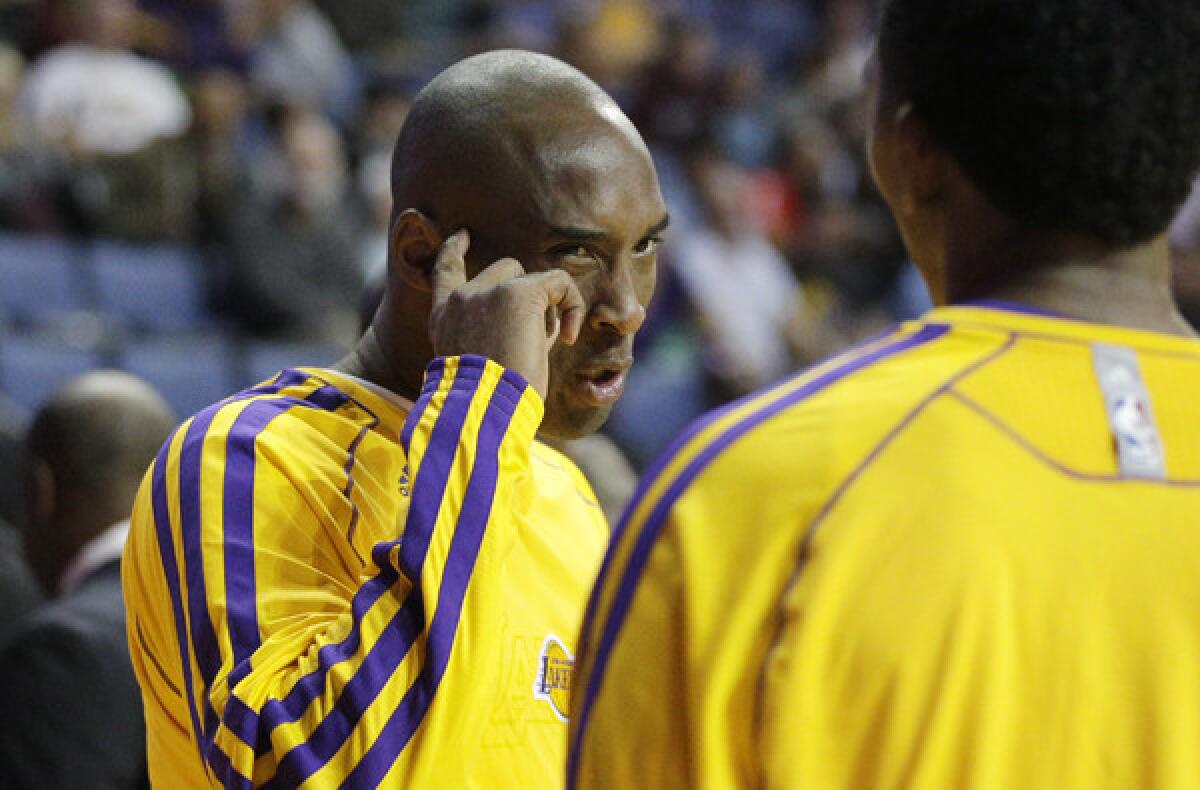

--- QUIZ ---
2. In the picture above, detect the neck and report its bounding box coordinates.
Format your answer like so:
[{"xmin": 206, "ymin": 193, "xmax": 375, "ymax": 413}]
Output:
[
  {"xmin": 989, "ymin": 239, "xmax": 1195, "ymax": 337},
  {"xmin": 946, "ymin": 225, "xmax": 1196, "ymax": 337},
  {"xmin": 47, "ymin": 502, "xmax": 127, "ymax": 591},
  {"xmin": 334, "ymin": 324, "xmax": 428, "ymax": 404}
]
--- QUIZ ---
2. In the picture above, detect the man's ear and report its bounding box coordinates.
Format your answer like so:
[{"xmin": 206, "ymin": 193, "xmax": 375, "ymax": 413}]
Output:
[
  {"xmin": 892, "ymin": 103, "xmax": 949, "ymax": 211},
  {"xmin": 389, "ymin": 208, "xmax": 443, "ymax": 292}
]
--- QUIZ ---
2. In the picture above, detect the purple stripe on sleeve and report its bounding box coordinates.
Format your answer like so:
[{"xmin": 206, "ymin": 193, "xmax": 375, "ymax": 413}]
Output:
[
  {"xmin": 204, "ymin": 739, "xmax": 254, "ymax": 790},
  {"xmin": 221, "ymin": 388, "xmax": 352, "ymax": 683},
  {"xmin": 341, "ymin": 378, "xmax": 521, "ymax": 788},
  {"xmin": 169, "ymin": 385, "xmax": 349, "ymax": 762},
  {"xmin": 396, "ymin": 358, "xmax": 487, "ymax": 580},
  {"xmin": 400, "ymin": 358, "xmax": 446, "ymax": 455},
  {"xmin": 176, "ymin": 405, "xmax": 232, "ymax": 741},
  {"xmin": 223, "ymin": 559, "xmax": 403, "ymax": 753},
  {"xmin": 148, "ymin": 427, "xmax": 209, "ymax": 770},
  {"xmin": 246, "ymin": 360, "xmax": 488, "ymax": 785},
  {"xmin": 566, "ymin": 323, "xmax": 949, "ymax": 788}
]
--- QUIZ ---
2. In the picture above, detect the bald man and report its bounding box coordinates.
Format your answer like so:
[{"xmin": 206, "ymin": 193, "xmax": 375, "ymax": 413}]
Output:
[
  {"xmin": 123, "ymin": 51, "xmax": 667, "ymax": 787},
  {"xmin": 0, "ymin": 372, "xmax": 175, "ymax": 789}
]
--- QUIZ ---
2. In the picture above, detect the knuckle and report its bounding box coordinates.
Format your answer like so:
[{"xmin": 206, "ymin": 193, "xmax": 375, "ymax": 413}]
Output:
[{"xmin": 499, "ymin": 257, "xmax": 526, "ymax": 275}]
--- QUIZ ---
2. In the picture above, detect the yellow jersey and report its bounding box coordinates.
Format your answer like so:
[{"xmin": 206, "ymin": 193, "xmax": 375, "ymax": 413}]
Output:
[
  {"xmin": 123, "ymin": 355, "xmax": 607, "ymax": 788},
  {"xmin": 570, "ymin": 303, "xmax": 1200, "ymax": 790}
]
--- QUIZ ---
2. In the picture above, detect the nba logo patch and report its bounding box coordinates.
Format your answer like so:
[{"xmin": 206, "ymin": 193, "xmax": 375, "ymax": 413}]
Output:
[
  {"xmin": 532, "ymin": 635, "xmax": 574, "ymax": 722},
  {"xmin": 1092, "ymin": 343, "xmax": 1165, "ymax": 479},
  {"xmin": 1110, "ymin": 394, "xmax": 1162, "ymax": 470}
]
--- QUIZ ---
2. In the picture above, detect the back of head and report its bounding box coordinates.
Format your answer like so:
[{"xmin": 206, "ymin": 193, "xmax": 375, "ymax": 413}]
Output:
[
  {"xmin": 24, "ymin": 371, "xmax": 176, "ymax": 591},
  {"xmin": 27, "ymin": 370, "xmax": 175, "ymax": 506},
  {"xmin": 877, "ymin": 0, "xmax": 1200, "ymax": 245}
]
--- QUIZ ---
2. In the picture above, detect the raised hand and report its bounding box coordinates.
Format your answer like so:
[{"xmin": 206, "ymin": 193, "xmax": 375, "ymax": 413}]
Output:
[{"xmin": 428, "ymin": 229, "xmax": 586, "ymax": 399}]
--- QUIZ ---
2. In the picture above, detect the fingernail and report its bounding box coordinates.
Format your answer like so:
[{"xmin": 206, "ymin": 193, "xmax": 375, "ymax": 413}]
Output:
[{"xmin": 451, "ymin": 228, "xmax": 469, "ymax": 245}]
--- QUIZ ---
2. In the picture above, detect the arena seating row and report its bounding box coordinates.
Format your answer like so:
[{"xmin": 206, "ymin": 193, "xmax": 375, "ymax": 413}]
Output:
[
  {"xmin": 0, "ymin": 232, "xmax": 345, "ymax": 419},
  {"xmin": 0, "ymin": 331, "xmax": 344, "ymax": 419},
  {"xmin": 0, "ymin": 233, "xmax": 211, "ymax": 333}
]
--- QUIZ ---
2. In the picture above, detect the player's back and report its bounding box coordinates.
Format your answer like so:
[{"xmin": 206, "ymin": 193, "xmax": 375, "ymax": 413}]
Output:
[{"xmin": 571, "ymin": 303, "xmax": 1200, "ymax": 789}]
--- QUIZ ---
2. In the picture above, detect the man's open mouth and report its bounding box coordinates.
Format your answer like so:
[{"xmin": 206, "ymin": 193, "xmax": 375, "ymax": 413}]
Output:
[{"xmin": 572, "ymin": 360, "xmax": 632, "ymax": 406}]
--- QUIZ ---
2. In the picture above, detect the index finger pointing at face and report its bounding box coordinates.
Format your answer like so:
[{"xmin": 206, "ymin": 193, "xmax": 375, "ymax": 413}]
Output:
[{"xmin": 432, "ymin": 229, "xmax": 470, "ymax": 309}]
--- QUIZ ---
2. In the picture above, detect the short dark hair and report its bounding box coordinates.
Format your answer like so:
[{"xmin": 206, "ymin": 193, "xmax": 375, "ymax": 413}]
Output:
[{"xmin": 878, "ymin": 0, "xmax": 1200, "ymax": 245}]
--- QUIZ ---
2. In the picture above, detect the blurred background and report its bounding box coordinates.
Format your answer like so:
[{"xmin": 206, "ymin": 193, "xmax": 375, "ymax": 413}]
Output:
[{"xmin": 0, "ymin": 0, "xmax": 1198, "ymax": 478}]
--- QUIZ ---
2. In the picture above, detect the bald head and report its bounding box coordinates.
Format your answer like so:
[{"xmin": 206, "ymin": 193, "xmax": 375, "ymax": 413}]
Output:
[
  {"xmin": 28, "ymin": 371, "xmax": 175, "ymax": 502},
  {"xmin": 391, "ymin": 50, "xmax": 652, "ymax": 245},
  {"xmin": 23, "ymin": 371, "xmax": 176, "ymax": 593},
  {"xmin": 376, "ymin": 49, "xmax": 667, "ymax": 440}
]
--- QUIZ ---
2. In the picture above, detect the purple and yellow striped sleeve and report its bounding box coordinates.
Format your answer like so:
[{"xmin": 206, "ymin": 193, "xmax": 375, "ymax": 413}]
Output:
[{"xmin": 125, "ymin": 356, "xmax": 542, "ymax": 788}]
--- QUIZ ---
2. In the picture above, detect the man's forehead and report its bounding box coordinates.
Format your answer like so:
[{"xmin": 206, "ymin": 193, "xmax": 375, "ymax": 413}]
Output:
[{"xmin": 516, "ymin": 125, "xmax": 663, "ymax": 231}]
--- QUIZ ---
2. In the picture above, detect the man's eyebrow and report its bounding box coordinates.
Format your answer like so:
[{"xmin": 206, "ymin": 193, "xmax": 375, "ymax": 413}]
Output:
[
  {"xmin": 548, "ymin": 226, "xmax": 610, "ymax": 242},
  {"xmin": 547, "ymin": 214, "xmax": 671, "ymax": 243}
]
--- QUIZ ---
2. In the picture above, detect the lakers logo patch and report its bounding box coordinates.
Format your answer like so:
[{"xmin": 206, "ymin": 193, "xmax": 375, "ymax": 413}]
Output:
[{"xmin": 532, "ymin": 635, "xmax": 574, "ymax": 722}]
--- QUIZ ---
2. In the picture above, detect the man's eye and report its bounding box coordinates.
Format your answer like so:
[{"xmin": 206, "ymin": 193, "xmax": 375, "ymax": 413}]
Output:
[
  {"xmin": 633, "ymin": 237, "xmax": 661, "ymax": 256},
  {"xmin": 564, "ymin": 245, "xmax": 592, "ymax": 259}
]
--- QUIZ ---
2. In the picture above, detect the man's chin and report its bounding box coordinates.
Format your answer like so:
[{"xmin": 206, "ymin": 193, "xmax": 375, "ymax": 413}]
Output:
[{"xmin": 538, "ymin": 401, "xmax": 614, "ymax": 441}]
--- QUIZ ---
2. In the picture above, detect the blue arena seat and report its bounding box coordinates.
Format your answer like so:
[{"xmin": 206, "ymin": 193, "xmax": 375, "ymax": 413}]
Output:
[
  {"xmin": 0, "ymin": 334, "xmax": 103, "ymax": 411},
  {"xmin": 92, "ymin": 241, "xmax": 209, "ymax": 332},
  {"xmin": 0, "ymin": 233, "xmax": 87, "ymax": 324},
  {"xmin": 120, "ymin": 335, "xmax": 238, "ymax": 419},
  {"xmin": 241, "ymin": 340, "xmax": 346, "ymax": 389}
]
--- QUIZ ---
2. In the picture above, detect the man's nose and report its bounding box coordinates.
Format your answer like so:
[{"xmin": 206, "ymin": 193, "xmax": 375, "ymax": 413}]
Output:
[{"xmin": 587, "ymin": 268, "xmax": 647, "ymax": 336}]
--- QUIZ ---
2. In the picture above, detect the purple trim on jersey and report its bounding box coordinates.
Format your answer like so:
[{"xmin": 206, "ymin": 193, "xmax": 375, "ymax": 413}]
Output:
[
  {"xmin": 206, "ymin": 740, "xmax": 253, "ymax": 790},
  {"xmin": 177, "ymin": 404, "xmax": 231, "ymax": 741},
  {"xmin": 400, "ymin": 358, "xmax": 446, "ymax": 455},
  {"xmin": 567, "ymin": 323, "xmax": 950, "ymax": 788},
  {"xmin": 806, "ymin": 336, "xmax": 1017, "ymax": 539},
  {"xmin": 219, "ymin": 368, "xmax": 463, "ymax": 752},
  {"xmin": 149, "ymin": 426, "xmax": 209, "ymax": 771},
  {"xmin": 949, "ymin": 389, "xmax": 1200, "ymax": 486},
  {"xmin": 572, "ymin": 326, "xmax": 910, "ymax": 681},
  {"xmin": 167, "ymin": 383, "xmax": 349, "ymax": 771},
  {"xmin": 341, "ymin": 420, "xmax": 378, "ymax": 567},
  {"xmin": 960, "ymin": 299, "xmax": 1067, "ymax": 318},
  {"xmin": 625, "ymin": 326, "xmax": 906, "ymax": 519},
  {"xmin": 236, "ymin": 368, "xmax": 312, "ymax": 400},
  {"xmin": 248, "ymin": 359, "xmax": 502, "ymax": 786},
  {"xmin": 221, "ymin": 388, "xmax": 352, "ymax": 687},
  {"xmin": 221, "ymin": 557, "xmax": 404, "ymax": 755},
  {"xmin": 343, "ymin": 373, "xmax": 522, "ymax": 787},
  {"xmin": 568, "ymin": 325, "xmax": 907, "ymax": 735}
]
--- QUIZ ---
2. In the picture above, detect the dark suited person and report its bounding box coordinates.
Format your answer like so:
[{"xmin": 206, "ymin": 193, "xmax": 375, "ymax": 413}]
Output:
[
  {"xmin": 0, "ymin": 395, "xmax": 41, "ymax": 649},
  {"xmin": 0, "ymin": 372, "xmax": 175, "ymax": 789}
]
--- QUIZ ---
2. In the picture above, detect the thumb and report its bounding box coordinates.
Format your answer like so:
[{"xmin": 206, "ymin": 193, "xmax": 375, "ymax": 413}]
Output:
[{"xmin": 431, "ymin": 229, "xmax": 470, "ymax": 311}]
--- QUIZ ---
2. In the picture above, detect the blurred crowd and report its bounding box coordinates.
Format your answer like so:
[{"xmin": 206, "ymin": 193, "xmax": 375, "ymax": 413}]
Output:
[
  {"xmin": 0, "ymin": 0, "xmax": 930, "ymax": 467},
  {"xmin": 2, "ymin": 0, "xmax": 1199, "ymax": 467}
]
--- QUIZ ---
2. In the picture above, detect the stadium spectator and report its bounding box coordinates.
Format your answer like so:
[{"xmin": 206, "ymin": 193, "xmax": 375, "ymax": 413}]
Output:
[
  {"xmin": 0, "ymin": 371, "xmax": 175, "ymax": 789},
  {"xmin": 244, "ymin": 0, "xmax": 359, "ymax": 124},
  {"xmin": 0, "ymin": 521, "xmax": 40, "ymax": 651},
  {"xmin": 0, "ymin": 394, "xmax": 40, "ymax": 651},
  {"xmin": 629, "ymin": 17, "xmax": 716, "ymax": 151},
  {"xmin": 218, "ymin": 106, "xmax": 363, "ymax": 342},
  {"xmin": 673, "ymin": 140, "xmax": 809, "ymax": 397},
  {"xmin": 16, "ymin": 0, "xmax": 195, "ymax": 239}
]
